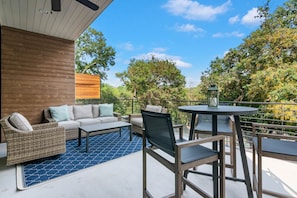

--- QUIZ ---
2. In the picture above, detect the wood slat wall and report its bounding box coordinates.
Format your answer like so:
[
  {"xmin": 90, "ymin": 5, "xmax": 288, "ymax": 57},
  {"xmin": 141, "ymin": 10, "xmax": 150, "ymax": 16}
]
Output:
[
  {"xmin": 75, "ymin": 73, "xmax": 100, "ymax": 99},
  {"xmin": 1, "ymin": 26, "xmax": 75, "ymax": 133}
]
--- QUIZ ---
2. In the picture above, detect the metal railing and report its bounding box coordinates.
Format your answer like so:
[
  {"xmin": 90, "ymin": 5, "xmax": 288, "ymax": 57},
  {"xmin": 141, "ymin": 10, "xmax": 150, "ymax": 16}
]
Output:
[{"xmin": 112, "ymin": 99, "xmax": 297, "ymax": 148}]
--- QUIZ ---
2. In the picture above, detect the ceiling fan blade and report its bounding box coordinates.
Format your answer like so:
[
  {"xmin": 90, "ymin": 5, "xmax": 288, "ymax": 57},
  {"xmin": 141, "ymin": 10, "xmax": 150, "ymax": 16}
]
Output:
[
  {"xmin": 51, "ymin": 0, "xmax": 61, "ymax": 12},
  {"xmin": 76, "ymin": 0, "xmax": 99, "ymax": 11}
]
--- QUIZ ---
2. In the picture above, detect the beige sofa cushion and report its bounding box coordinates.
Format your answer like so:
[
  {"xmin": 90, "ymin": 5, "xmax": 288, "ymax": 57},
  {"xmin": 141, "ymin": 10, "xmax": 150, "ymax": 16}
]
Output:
[
  {"xmin": 68, "ymin": 105, "xmax": 74, "ymax": 120},
  {"xmin": 130, "ymin": 117, "xmax": 143, "ymax": 128},
  {"xmin": 58, "ymin": 120, "xmax": 80, "ymax": 130},
  {"xmin": 97, "ymin": 116, "xmax": 118, "ymax": 123},
  {"xmin": 73, "ymin": 105, "xmax": 93, "ymax": 120},
  {"xmin": 146, "ymin": 105, "xmax": 162, "ymax": 112},
  {"xmin": 92, "ymin": 105, "xmax": 100, "ymax": 118},
  {"xmin": 77, "ymin": 118, "xmax": 101, "ymax": 126}
]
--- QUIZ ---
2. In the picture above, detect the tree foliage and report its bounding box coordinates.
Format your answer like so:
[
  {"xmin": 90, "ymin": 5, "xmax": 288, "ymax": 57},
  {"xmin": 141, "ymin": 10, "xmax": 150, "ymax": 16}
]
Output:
[
  {"xmin": 75, "ymin": 27, "xmax": 116, "ymax": 80},
  {"xmin": 116, "ymin": 57, "xmax": 186, "ymax": 109},
  {"xmin": 247, "ymin": 63, "xmax": 297, "ymax": 102},
  {"xmin": 198, "ymin": 0, "xmax": 297, "ymax": 103},
  {"xmin": 100, "ymin": 84, "xmax": 132, "ymax": 115}
]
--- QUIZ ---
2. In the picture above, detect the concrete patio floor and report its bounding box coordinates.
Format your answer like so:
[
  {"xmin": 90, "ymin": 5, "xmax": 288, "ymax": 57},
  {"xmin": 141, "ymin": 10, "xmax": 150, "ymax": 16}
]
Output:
[{"xmin": 0, "ymin": 141, "xmax": 296, "ymax": 198}]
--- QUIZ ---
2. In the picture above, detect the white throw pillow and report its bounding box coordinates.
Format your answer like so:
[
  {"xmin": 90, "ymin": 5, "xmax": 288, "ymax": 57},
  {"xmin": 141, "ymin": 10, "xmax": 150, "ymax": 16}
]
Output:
[{"xmin": 9, "ymin": 112, "xmax": 33, "ymax": 131}]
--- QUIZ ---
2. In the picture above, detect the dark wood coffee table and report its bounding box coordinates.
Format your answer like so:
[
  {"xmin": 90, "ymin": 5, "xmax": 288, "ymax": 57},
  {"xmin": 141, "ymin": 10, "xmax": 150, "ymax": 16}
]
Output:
[{"xmin": 78, "ymin": 121, "xmax": 132, "ymax": 152}]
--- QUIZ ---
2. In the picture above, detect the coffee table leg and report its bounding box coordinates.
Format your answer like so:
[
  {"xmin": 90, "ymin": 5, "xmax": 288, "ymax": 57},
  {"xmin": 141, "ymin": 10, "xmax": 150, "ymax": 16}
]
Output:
[
  {"xmin": 86, "ymin": 132, "xmax": 89, "ymax": 152},
  {"xmin": 129, "ymin": 125, "xmax": 132, "ymax": 141},
  {"xmin": 78, "ymin": 128, "xmax": 82, "ymax": 146}
]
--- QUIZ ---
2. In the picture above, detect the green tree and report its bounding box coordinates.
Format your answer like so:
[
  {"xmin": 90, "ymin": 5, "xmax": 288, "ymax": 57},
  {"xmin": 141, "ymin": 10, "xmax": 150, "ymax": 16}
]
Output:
[
  {"xmin": 247, "ymin": 63, "xmax": 297, "ymax": 102},
  {"xmin": 100, "ymin": 84, "xmax": 133, "ymax": 115},
  {"xmin": 198, "ymin": 0, "xmax": 297, "ymax": 102},
  {"xmin": 198, "ymin": 52, "xmax": 246, "ymax": 101},
  {"xmin": 116, "ymin": 57, "xmax": 187, "ymax": 110},
  {"xmin": 75, "ymin": 27, "xmax": 116, "ymax": 80}
]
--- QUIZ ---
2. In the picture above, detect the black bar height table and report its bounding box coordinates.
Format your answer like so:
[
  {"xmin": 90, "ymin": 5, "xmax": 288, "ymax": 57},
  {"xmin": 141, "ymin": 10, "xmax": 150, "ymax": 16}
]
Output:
[{"xmin": 178, "ymin": 105, "xmax": 258, "ymax": 198}]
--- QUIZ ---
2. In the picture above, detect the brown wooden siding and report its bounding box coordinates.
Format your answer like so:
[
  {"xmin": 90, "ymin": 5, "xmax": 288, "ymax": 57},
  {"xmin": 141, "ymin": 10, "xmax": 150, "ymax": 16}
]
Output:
[
  {"xmin": 75, "ymin": 73, "xmax": 100, "ymax": 99},
  {"xmin": 1, "ymin": 26, "xmax": 75, "ymax": 139}
]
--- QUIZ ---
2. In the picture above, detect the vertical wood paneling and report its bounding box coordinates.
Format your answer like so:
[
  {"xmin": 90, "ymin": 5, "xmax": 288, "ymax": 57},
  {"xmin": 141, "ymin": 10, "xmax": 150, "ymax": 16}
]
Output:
[{"xmin": 1, "ymin": 26, "xmax": 75, "ymax": 132}]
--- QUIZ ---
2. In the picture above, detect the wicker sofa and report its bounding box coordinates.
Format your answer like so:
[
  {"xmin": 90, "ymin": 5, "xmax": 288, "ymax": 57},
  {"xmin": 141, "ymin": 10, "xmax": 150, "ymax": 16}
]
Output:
[
  {"xmin": 129, "ymin": 105, "xmax": 165, "ymax": 135},
  {"xmin": 0, "ymin": 114, "xmax": 66, "ymax": 166},
  {"xmin": 43, "ymin": 104, "xmax": 121, "ymax": 140},
  {"xmin": 129, "ymin": 105, "xmax": 183, "ymax": 138}
]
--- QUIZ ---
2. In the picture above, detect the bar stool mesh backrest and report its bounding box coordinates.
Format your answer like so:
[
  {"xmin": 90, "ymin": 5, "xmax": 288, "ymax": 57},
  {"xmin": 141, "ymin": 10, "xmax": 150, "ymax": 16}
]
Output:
[
  {"xmin": 141, "ymin": 110, "xmax": 225, "ymax": 198},
  {"xmin": 142, "ymin": 110, "xmax": 176, "ymax": 156}
]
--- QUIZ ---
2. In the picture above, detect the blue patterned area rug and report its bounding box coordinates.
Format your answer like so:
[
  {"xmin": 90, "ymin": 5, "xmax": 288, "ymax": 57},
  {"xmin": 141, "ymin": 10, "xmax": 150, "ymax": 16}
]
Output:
[{"xmin": 16, "ymin": 128, "xmax": 142, "ymax": 190}]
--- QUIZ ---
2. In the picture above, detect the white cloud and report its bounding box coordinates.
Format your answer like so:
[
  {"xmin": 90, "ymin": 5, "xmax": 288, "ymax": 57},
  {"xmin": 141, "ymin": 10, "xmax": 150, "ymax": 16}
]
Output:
[
  {"xmin": 174, "ymin": 23, "xmax": 205, "ymax": 33},
  {"xmin": 118, "ymin": 42, "xmax": 134, "ymax": 51},
  {"xmin": 152, "ymin": 47, "xmax": 167, "ymax": 53},
  {"xmin": 134, "ymin": 49, "xmax": 192, "ymax": 68},
  {"xmin": 212, "ymin": 31, "xmax": 245, "ymax": 38},
  {"xmin": 241, "ymin": 8, "xmax": 261, "ymax": 26},
  {"xmin": 162, "ymin": 0, "xmax": 231, "ymax": 21},
  {"xmin": 229, "ymin": 15, "xmax": 239, "ymax": 24}
]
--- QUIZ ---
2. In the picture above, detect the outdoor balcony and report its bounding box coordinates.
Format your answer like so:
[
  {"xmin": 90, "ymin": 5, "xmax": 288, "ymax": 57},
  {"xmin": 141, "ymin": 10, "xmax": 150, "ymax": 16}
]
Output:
[
  {"xmin": 0, "ymin": 127, "xmax": 296, "ymax": 198},
  {"xmin": 1, "ymin": 1, "xmax": 296, "ymax": 197}
]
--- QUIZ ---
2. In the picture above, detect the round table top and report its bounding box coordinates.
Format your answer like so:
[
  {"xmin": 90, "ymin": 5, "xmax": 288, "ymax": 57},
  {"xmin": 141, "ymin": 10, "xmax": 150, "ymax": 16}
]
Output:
[{"xmin": 178, "ymin": 105, "xmax": 258, "ymax": 115}]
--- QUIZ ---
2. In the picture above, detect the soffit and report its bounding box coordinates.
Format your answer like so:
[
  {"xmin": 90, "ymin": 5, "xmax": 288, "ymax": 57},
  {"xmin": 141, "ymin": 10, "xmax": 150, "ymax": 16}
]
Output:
[{"xmin": 0, "ymin": 0, "xmax": 112, "ymax": 41}]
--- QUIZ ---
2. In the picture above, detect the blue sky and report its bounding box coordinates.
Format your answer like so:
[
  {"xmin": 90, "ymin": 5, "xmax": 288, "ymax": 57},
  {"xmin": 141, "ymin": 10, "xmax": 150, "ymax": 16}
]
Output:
[{"xmin": 91, "ymin": 0, "xmax": 287, "ymax": 87}]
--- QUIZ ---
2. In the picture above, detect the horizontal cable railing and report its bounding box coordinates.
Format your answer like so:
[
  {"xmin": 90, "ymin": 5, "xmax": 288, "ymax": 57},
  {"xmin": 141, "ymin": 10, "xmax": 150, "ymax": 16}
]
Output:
[{"xmin": 114, "ymin": 99, "xmax": 297, "ymax": 148}]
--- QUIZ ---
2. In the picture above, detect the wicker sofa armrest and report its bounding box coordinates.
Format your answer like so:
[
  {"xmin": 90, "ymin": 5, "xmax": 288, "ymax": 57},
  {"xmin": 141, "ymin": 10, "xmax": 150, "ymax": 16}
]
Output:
[
  {"xmin": 128, "ymin": 114, "xmax": 142, "ymax": 122},
  {"xmin": 43, "ymin": 108, "xmax": 56, "ymax": 123},
  {"xmin": 32, "ymin": 122, "xmax": 59, "ymax": 129},
  {"xmin": 113, "ymin": 112, "xmax": 122, "ymax": 121},
  {"xmin": 4, "ymin": 122, "xmax": 64, "ymax": 138},
  {"xmin": 46, "ymin": 118, "xmax": 56, "ymax": 123},
  {"xmin": 30, "ymin": 126, "xmax": 65, "ymax": 135}
]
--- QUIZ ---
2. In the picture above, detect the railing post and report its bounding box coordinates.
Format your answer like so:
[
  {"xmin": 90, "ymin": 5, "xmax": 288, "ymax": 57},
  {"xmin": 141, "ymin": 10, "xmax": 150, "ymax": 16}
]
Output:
[{"xmin": 131, "ymin": 98, "xmax": 134, "ymax": 114}]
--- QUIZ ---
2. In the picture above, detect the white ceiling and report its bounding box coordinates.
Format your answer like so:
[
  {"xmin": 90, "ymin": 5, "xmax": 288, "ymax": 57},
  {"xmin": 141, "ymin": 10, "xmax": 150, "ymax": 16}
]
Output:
[{"xmin": 0, "ymin": 0, "xmax": 113, "ymax": 41}]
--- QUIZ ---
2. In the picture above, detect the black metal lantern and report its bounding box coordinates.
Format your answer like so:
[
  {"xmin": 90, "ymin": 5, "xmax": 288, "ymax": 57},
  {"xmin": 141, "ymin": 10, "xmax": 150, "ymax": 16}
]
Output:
[{"xmin": 208, "ymin": 85, "xmax": 219, "ymax": 107}]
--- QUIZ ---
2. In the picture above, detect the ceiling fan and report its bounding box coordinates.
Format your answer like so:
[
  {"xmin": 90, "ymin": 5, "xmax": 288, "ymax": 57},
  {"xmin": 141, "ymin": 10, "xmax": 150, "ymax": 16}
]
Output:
[{"xmin": 51, "ymin": 0, "xmax": 99, "ymax": 12}]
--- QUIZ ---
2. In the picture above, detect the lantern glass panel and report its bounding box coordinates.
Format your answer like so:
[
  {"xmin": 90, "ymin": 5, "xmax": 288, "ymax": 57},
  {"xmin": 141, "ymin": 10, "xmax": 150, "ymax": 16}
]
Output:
[{"xmin": 208, "ymin": 85, "xmax": 219, "ymax": 107}]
